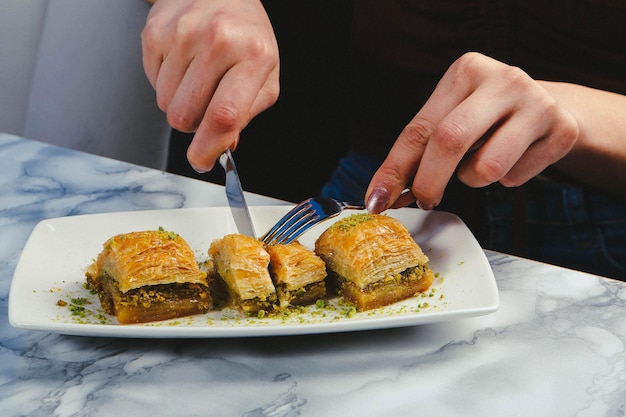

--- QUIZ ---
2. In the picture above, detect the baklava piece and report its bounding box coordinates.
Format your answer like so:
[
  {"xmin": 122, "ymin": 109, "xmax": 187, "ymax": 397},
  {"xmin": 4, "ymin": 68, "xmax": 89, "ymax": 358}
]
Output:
[
  {"xmin": 85, "ymin": 229, "xmax": 210, "ymax": 324},
  {"xmin": 266, "ymin": 242, "xmax": 327, "ymax": 309},
  {"xmin": 208, "ymin": 234, "xmax": 277, "ymax": 314},
  {"xmin": 315, "ymin": 213, "xmax": 433, "ymax": 311}
]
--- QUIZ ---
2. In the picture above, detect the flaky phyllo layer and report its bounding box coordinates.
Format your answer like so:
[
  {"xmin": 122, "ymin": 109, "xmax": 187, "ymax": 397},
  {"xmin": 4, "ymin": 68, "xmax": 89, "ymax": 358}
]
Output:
[
  {"xmin": 208, "ymin": 235, "xmax": 326, "ymax": 313},
  {"xmin": 315, "ymin": 213, "xmax": 433, "ymax": 310}
]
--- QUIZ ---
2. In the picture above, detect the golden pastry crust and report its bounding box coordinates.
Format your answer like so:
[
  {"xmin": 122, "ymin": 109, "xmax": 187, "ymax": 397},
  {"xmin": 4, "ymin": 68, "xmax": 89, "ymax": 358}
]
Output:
[
  {"xmin": 315, "ymin": 213, "xmax": 433, "ymax": 310},
  {"xmin": 85, "ymin": 229, "xmax": 210, "ymax": 324},
  {"xmin": 266, "ymin": 242, "xmax": 327, "ymax": 308},
  {"xmin": 208, "ymin": 234, "xmax": 277, "ymax": 313},
  {"xmin": 88, "ymin": 229, "xmax": 207, "ymax": 292}
]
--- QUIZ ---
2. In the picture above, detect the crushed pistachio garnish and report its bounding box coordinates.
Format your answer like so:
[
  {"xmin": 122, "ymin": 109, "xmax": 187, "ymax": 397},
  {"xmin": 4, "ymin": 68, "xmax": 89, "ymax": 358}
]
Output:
[
  {"xmin": 68, "ymin": 297, "xmax": 90, "ymax": 317},
  {"xmin": 158, "ymin": 226, "xmax": 179, "ymax": 240},
  {"xmin": 330, "ymin": 213, "xmax": 376, "ymax": 232}
]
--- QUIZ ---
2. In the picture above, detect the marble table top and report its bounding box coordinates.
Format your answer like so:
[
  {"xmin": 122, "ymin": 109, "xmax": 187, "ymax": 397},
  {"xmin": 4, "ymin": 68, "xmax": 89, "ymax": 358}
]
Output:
[{"xmin": 1, "ymin": 133, "xmax": 625, "ymax": 417}]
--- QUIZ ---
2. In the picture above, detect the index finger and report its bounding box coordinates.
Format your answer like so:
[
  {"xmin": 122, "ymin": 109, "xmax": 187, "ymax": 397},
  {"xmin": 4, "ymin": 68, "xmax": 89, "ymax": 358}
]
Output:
[
  {"xmin": 366, "ymin": 116, "xmax": 436, "ymax": 209},
  {"xmin": 366, "ymin": 64, "xmax": 475, "ymax": 211},
  {"xmin": 367, "ymin": 53, "xmax": 510, "ymax": 211},
  {"xmin": 186, "ymin": 59, "xmax": 279, "ymax": 172}
]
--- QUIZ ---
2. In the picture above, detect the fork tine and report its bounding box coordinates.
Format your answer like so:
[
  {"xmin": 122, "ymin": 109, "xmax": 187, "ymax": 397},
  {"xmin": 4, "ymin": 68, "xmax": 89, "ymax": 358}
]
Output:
[
  {"xmin": 260, "ymin": 200, "xmax": 313, "ymax": 244},
  {"xmin": 261, "ymin": 196, "xmax": 367, "ymax": 245},
  {"xmin": 268, "ymin": 211, "xmax": 322, "ymax": 245}
]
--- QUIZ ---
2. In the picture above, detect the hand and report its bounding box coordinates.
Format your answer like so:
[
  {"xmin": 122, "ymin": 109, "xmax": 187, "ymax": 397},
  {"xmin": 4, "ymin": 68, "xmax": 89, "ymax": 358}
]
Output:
[
  {"xmin": 141, "ymin": 0, "xmax": 280, "ymax": 172},
  {"xmin": 365, "ymin": 52, "xmax": 579, "ymax": 213}
]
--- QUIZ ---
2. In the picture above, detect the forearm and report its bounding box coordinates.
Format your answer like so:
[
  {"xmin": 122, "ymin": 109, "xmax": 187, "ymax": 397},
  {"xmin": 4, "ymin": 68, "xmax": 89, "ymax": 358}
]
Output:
[{"xmin": 540, "ymin": 81, "xmax": 626, "ymax": 195}]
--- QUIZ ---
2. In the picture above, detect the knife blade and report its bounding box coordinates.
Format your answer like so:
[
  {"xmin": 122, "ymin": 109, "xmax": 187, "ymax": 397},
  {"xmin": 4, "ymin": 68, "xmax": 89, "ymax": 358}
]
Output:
[{"xmin": 218, "ymin": 149, "xmax": 256, "ymax": 237}]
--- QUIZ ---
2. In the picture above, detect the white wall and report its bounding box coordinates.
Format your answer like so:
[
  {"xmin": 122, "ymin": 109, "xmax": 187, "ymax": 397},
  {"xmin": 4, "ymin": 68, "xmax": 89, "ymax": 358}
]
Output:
[
  {"xmin": 0, "ymin": 0, "xmax": 48, "ymax": 136},
  {"xmin": 0, "ymin": 0, "xmax": 170, "ymax": 169}
]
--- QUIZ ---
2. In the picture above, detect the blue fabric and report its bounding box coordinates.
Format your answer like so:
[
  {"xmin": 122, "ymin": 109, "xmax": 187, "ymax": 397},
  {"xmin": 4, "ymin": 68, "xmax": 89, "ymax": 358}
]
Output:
[
  {"xmin": 485, "ymin": 180, "xmax": 626, "ymax": 280},
  {"xmin": 320, "ymin": 150, "xmax": 380, "ymax": 205},
  {"xmin": 321, "ymin": 150, "xmax": 626, "ymax": 281}
]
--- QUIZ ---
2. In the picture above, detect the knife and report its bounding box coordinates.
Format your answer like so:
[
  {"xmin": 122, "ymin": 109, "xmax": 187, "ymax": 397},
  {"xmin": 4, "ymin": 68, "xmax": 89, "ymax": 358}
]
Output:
[{"xmin": 218, "ymin": 149, "xmax": 256, "ymax": 237}]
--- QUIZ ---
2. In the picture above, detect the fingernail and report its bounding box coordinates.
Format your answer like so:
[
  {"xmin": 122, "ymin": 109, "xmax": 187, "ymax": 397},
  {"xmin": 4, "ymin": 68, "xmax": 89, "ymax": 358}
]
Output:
[
  {"xmin": 416, "ymin": 199, "xmax": 435, "ymax": 211},
  {"xmin": 189, "ymin": 161, "xmax": 214, "ymax": 174},
  {"xmin": 366, "ymin": 187, "xmax": 390, "ymax": 214},
  {"xmin": 191, "ymin": 165, "xmax": 209, "ymax": 174}
]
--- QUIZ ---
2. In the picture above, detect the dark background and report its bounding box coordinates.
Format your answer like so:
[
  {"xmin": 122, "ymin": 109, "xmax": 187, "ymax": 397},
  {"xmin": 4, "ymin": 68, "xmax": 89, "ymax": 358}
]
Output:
[{"xmin": 166, "ymin": 1, "xmax": 353, "ymax": 203}]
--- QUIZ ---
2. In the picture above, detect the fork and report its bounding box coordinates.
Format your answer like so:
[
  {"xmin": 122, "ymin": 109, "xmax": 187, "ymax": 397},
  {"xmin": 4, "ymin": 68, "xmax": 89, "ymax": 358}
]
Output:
[{"xmin": 260, "ymin": 197, "xmax": 365, "ymax": 245}]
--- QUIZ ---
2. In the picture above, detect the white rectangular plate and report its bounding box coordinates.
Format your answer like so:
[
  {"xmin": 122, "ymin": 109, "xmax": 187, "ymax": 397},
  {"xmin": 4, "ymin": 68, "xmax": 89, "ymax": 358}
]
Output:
[{"xmin": 9, "ymin": 206, "xmax": 498, "ymax": 338}]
